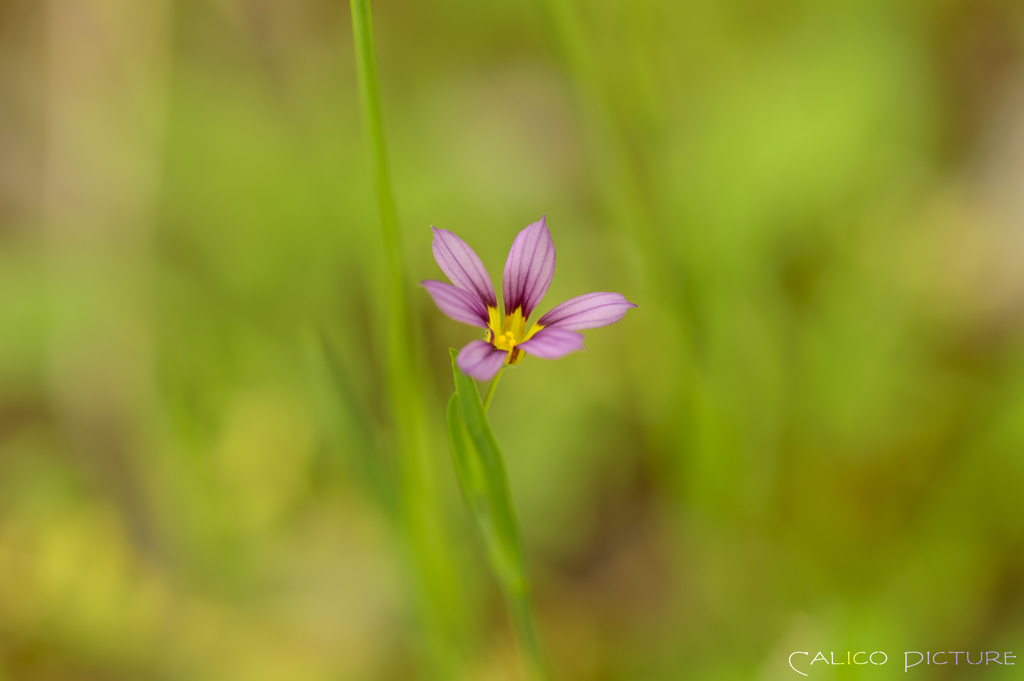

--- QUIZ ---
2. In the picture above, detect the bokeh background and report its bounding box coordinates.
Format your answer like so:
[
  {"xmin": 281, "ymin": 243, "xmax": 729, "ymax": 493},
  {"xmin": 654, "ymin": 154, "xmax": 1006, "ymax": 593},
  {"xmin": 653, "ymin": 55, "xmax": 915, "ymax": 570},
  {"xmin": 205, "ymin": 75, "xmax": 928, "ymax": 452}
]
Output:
[{"xmin": 2, "ymin": 0, "xmax": 1024, "ymax": 679}]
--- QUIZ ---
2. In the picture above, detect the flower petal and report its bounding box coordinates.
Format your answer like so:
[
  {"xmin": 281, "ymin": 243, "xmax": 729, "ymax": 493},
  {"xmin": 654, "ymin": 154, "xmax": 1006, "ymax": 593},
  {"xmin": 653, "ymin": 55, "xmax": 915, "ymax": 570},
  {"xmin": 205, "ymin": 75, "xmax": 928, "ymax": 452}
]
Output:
[
  {"xmin": 421, "ymin": 280, "xmax": 489, "ymax": 328},
  {"xmin": 456, "ymin": 340, "xmax": 508, "ymax": 381},
  {"xmin": 537, "ymin": 292, "xmax": 637, "ymax": 330},
  {"xmin": 502, "ymin": 216, "xmax": 555, "ymax": 319},
  {"xmin": 517, "ymin": 327, "xmax": 584, "ymax": 360},
  {"xmin": 432, "ymin": 227, "xmax": 497, "ymax": 308}
]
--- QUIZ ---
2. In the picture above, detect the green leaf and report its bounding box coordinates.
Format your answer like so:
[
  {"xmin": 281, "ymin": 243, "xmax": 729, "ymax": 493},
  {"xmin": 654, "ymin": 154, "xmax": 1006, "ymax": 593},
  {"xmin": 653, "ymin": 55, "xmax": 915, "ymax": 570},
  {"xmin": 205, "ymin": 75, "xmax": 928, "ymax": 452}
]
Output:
[
  {"xmin": 447, "ymin": 349, "xmax": 552, "ymax": 680},
  {"xmin": 448, "ymin": 349, "xmax": 528, "ymax": 595},
  {"xmin": 447, "ymin": 393, "xmax": 522, "ymax": 591}
]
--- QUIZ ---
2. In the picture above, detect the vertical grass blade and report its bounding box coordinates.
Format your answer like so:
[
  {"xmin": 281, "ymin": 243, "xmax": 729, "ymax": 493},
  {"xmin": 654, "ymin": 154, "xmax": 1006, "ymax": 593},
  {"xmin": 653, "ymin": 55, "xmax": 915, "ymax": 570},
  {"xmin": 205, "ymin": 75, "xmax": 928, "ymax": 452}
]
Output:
[
  {"xmin": 310, "ymin": 330, "xmax": 398, "ymax": 520},
  {"xmin": 448, "ymin": 348, "xmax": 553, "ymax": 681},
  {"xmin": 529, "ymin": 0, "xmax": 697, "ymax": 341},
  {"xmin": 351, "ymin": 0, "xmax": 399, "ymax": 265},
  {"xmin": 350, "ymin": 2, "xmax": 466, "ymax": 677}
]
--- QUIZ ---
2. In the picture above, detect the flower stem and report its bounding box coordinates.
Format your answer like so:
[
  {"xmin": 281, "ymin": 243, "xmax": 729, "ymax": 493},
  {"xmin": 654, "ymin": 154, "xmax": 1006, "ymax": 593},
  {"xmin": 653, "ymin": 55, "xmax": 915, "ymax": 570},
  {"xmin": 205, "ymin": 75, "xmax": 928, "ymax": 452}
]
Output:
[{"xmin": 483, "ymin": 365, "xmax": 505, "ymax": 413}]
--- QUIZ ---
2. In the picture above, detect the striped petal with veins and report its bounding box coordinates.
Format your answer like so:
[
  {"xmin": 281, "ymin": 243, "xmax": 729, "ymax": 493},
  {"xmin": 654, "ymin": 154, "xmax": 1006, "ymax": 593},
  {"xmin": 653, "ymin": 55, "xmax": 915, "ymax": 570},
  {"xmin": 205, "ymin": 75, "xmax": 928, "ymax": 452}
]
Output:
[{"xmin": 421, "ymin": 216, "xmax": 636, "ymax": 381}]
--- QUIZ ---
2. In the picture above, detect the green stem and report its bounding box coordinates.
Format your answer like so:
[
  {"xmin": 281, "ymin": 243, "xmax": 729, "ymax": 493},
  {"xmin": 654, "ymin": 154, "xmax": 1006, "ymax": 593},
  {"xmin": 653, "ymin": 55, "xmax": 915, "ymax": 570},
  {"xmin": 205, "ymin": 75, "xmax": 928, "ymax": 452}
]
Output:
[
  {"xmin": 483, "ymin": 365, "xmax": 505, "ymax": 413},
  {"xmin": 350, "ymin": 2, "xmax": 464, "ymax": 677},
  {"xmin": 350, "ymin": 0, "xmax": 399, "ymax": 267},
  {"xmin": 349, "ymin": 0, "xmax": 408, "ymax": 384},
  {"xmin": 507, "ymin": 587, "xmax": 552, "ymax": 681}
]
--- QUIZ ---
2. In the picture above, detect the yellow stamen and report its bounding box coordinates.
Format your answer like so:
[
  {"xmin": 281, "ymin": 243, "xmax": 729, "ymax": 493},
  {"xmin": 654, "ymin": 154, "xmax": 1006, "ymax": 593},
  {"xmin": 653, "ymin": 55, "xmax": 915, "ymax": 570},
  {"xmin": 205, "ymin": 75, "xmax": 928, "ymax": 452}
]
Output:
[
  {"xmin": 494, "ymin": 330, "xmax": 517, "ymax": 351},
  {"xmin": 487, "ymin": 307, "xmax": 533, "ymax": 364}
]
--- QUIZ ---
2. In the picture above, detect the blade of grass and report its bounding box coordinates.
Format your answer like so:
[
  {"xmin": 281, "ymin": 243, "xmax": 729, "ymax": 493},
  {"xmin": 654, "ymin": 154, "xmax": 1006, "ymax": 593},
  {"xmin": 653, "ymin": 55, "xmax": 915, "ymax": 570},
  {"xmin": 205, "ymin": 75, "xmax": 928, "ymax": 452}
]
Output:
[
  {"xmin": 308, "ymin": 329, "xmax": 398, "ymax": 519},
  {"xmin": 528, "ymin": 0, "xmax": 704, "ymax": 493},
  {"xmin": 350, "ymin": 2, "xmax": 467, "ymax": 676},
  {"xmin": 448, "ymin": 348, "xmax": 553, "ymax": 681},
  {"xmin": 529, "ymin": 0, "xmax": 700, "ymax": 346}
]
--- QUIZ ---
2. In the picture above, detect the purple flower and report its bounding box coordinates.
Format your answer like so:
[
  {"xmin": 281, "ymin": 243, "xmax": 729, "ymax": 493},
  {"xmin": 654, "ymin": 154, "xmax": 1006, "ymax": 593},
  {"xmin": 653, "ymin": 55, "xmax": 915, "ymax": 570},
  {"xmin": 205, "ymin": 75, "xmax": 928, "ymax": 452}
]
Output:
[{"xmin": 422, "ymin": 216, "xmax": 637, "ymax": 381}]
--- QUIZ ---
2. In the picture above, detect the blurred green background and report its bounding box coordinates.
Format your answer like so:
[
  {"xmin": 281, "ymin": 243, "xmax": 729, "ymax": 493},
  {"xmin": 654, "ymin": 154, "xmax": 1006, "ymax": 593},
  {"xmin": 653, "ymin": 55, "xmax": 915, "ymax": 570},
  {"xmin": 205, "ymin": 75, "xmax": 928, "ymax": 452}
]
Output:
[{"xmin": 2, "ymin": 0, "xmax": 1024, "ymax": 679}]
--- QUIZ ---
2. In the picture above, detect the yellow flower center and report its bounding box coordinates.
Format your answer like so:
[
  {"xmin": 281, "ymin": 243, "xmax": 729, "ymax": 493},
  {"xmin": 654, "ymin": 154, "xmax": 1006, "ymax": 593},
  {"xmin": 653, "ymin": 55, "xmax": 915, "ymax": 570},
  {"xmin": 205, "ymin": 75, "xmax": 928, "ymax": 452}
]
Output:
[
  {"xmin": 485, "ymin": 306, "xmax": 543, "ymax": 366},
  {"xmin": 494, "ymin": 331, "xmax": 517, "ymax": 351}
]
